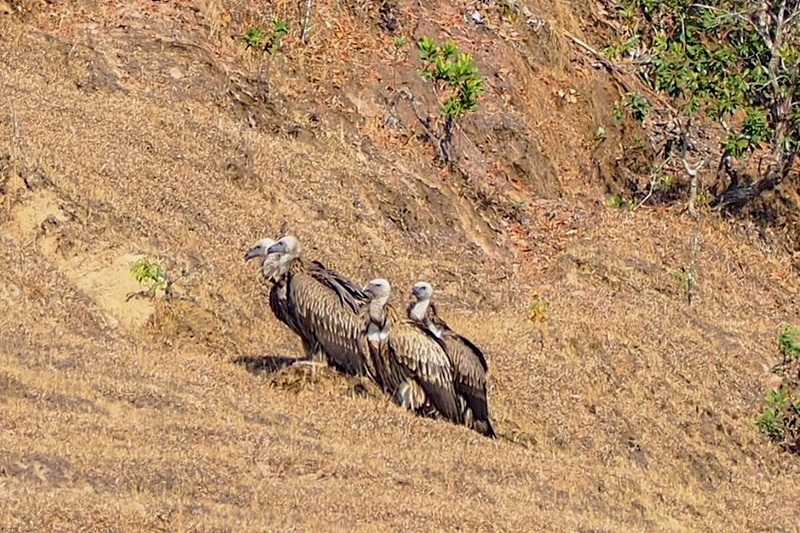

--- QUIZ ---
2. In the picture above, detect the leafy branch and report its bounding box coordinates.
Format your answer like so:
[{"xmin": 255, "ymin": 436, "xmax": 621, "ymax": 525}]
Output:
[
  {"xmin": 128, "ymin": 258, "xmax": 189, "ymax": 302},
  {"xmin": 243, "ymin": 19, "xmax": 289, "ymax": 55},
  {"xmin": 756, "ymin": 323, "xmax": 800, "ymax": 454},
  {"xmin": 601, "ymin": 0, "xmax": 800, "ymax": 212},
  {"xmin": 417, "ymin": 36, "xmax": 485, "ymax": 164}
]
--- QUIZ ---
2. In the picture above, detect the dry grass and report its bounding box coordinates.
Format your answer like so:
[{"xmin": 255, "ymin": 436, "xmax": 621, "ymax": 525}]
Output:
[{"xmin": 1, "ymin": 1, "xmax": 799, "ymax": 531}]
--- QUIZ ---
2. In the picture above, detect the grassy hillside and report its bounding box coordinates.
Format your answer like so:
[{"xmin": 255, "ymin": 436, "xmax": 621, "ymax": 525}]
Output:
[{"xmin": 1, "ymin": 1, "xmax": 799, "ymax": 531}]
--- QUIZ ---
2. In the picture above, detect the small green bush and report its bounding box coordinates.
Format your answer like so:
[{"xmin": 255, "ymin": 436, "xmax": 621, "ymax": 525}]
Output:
[
  {"xmin": 417, "ymin": 36, "xmax": 485, "ymax": 163},
  {"xmin": 418, "ymin": 36, "xmax": 484, "ymax": 122},
  {"xmin": 243, "ymin": 27, "xmax": 267, "ymax": 49},
  {"xmin": 755, "ymin": 324, "xmax": 800, "ymax": 454},
  {"xmin": 607, "ymin": 194, "xmax": 633, "ymax": 210},
  {"xmin": 243, "ymin": 20, "xmax": 289, "ymax": 55},
  {"xmin": 131, "ymin": 258, "xmax": 167, "ymax": 298}
]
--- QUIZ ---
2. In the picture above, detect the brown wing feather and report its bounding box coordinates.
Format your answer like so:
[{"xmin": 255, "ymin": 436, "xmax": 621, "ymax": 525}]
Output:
[
  {"xmin": 356, "ymin": 307, "xmax": 381, "ymax": 385},
  {"xmin": 425, "ymin": 304, "xmax": 495, "ymax": 437},
  {"xmin": 389, "ymin": 318, "xmax": 461, "ymax": 423},
  {"xmin": 441, "ymin": 332, "xmax": 495, "ymax": 436},
  {"xmin": 288, "ymin": 268, "xmax": 367, "ymax": 375},
  {"xmin": 310, "ymin": 263, "xmax": 367, "ymax": 315},
  {"xmin": 442, "ymin": 334, "xmax": 487, "ymax": 394},
  {"xmin": 268, "ymin": 279, "xmax": 318, "ymax": 358},
  {"xmin": 311, "ymin": 261, "xmax": 368, "ymax": 305},
  {"xmin": 427, "ymin": 305, "xmax": 489, "ymax": 369}
]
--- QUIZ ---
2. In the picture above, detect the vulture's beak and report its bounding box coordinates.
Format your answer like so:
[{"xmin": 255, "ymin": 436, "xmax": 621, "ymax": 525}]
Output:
[
  {"xmin": 244, "ymin": 247, "xmax": 261, "ymax": 262},
  {"xmin": 266, "ymin": 242, "xmax": 285, "ymax": 255}
]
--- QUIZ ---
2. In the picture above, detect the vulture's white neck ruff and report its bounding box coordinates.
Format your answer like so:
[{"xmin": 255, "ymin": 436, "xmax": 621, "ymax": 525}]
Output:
[
  {"xmin": 408, "ymin": 298, "xmax": 430, "ymax": 322},
  {"xmin": 368, "ymin": 293, "xmax": 389, "ymax": 323}
]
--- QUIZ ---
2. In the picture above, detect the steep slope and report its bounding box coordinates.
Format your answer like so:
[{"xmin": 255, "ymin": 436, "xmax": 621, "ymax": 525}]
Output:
[{"xmin": 1, "ymin": 1, "xmax": 799, "ymax": 532}]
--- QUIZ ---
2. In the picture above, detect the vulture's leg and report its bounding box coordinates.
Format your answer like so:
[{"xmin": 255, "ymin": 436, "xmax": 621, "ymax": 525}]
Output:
[
  {"xmin": 292, "ymin": 360, "xmax": 328, "ymax": 369},
  {"xmin": 293, "ymin": 341, "xmax": 328, "ymax": 369},
  {"xmin": 297, "ymin": 337, "xmax": 326, "ymax": 362},
  {"xmin": 309, "ymin": 345, "xmax": 327, "ymax": 363}
]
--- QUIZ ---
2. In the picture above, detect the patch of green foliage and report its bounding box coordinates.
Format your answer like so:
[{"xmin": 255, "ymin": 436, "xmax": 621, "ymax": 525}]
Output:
[
  {"xmin": 418, "ymin": 36, "xmax": 485, "ymax": 121},
  {"xmin": 779, "ymin": 324, "xmax": 800, "ymax": 357},
  {"xmin": 755, "ymin": 324, "xmax": 800, "ymax": 454},
  {"xmin": 604, "ymin": 0, "xmax": 799, "ymax": 207},
  {"xmin": 611, "ymin": 93, "xmax": 651, "ymax": 126},
  {"xmin": 528, "ymin": 292, "xmax": 549, "ymax": 323},
  {"xmin": 416, "ymin": 36, "xmax": 485, "ymax": 164},
  {"xmin": 622, "ymin": 92, "xmax": 651, "ymax": 125},
  {"xmin": 131, "ymin": 258, "xmax": 168, "ymax": 299},
  {"xmin": 608, "ymin": 194, "xmax": 634, "ymax": 210},
  {"xmin": 671, "ymin": 266, "xmax": 697, "ymax": 304},
  {"xmin": 603, "ymin": 35, "xmax": 640, "ymax": 59},
  {"xmin": 243, "ymin": 27, "xmax": 267, "ymax": 49},
  {"xmin": 393, "ymin": 35, "xmax": 408, "ymax": 50},
  {"xmin": 268, "ymin": 19, "xmax": 289, "ymax": 55},
  {"xmin": 243, "ymin": 19, "xmax": 289, "ymax": 55}
]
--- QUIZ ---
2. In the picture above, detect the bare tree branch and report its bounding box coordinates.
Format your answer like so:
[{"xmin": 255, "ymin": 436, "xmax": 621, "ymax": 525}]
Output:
[
  {"xmin": 682, "ymin": 155, "xmax": 705, "ymax": 217},
  {"xmin": 765, "ymin": 0, "xmax": 788, "ymax": 97},
  {"xmin": 301, "ymin": 0, "xmax": 314, "ymax": 44}
]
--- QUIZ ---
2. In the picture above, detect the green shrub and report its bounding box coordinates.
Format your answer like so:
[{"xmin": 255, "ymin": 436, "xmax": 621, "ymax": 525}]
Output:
[
  {"xmin": 756, "ymin": 324, "xmax": 800, "ymax": 454},
  {"xmin": 603, "ymin": 0, "xmax": 799, "ymax": 208},
  {"xmin": 417, "ymin": 36, "xmax": 485, "ymax": 163},
  {"xmin": 418, "ymin": 36, "xmax": 484, "ymax": 122},
  {"xmin": 608, "ymin": 194, "xmax": 633, "ymax": 210},
  {"xmin": 243, "ymin": 27, "xmax": 267, "ymax": 49},
  {"xmin": 243, "ymin": 20, "xmax": 289, "ymax": 55},
  {"xmin": 131, "ymin": 258, "xmax": 167, "ymax": 298}
]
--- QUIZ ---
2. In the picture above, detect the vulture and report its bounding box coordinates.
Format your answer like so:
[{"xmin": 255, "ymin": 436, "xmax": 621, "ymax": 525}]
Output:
[
  {"xmin": 262, "ymin": 235, "xmax": 370, "ymax": 375},
  {"xmin": 359, "ymin": 278, "xmax": 463, "ymax": 425},
  {"xmin": 246, "ymin": 237, "xmax": 314, "ymax": 358},
  {"xmin": 408, "ymin": 281, "xmax": 496, "ymax": 438}
]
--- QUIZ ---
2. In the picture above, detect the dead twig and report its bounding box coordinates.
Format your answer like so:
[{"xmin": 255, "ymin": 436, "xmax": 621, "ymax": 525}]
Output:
[
  {"xmin": 633, "ymin": 157, "xmax": 672, "ymax": 211},
  {"xmin": 687, "ymin": 232, "xmax": 700, "ymax": 307},
  {"xmin": 301, "ymin": 0, "xmax": 314, "ymax": 44},
  {"xmin": 682, "ymin": 155, "xmax": 705, "ymax": 218},
  {"xmin": 126, "ymin": 289, "xmax": 157, "ymax": 302}
]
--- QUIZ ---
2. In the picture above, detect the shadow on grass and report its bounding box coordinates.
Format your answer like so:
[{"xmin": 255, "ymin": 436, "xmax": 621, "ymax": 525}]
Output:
[
  {"xmin": 233, "ymin": 354, "xmax": 385, "ymax": 400},
  {"xmin": 231, "ymin": 355, "xmax": 300, "ymax": 375}
]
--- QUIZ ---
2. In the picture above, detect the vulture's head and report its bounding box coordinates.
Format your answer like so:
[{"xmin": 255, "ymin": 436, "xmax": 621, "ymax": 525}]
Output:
[
  {"xmin": 363, "ymin": 278, "xmax": 392, "ymax": 303},
  {"xmin": 244, "ymin": 237, "xmax": 277, "ymax": 262},
  {"xmin": 245, "ymin": 237, "xmax": 289, "ymax": 282},
  {"xmin": 266, "ymin": 235, "xmax": 301, "ymax": 257},
  {"xmin": 411, "ymin": 281, "xmax": 434, "ymax": 301}
]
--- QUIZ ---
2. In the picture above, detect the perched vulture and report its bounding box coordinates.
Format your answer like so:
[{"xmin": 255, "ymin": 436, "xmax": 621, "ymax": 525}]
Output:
[
  {"xmin": 359, "ymin": 278, "xmax": 462, "ymax": 424},
  {"xmin": 263, "ymin": 235, "xmax": 370, "ymax": 375},
  {"xmin": 408, "ymin": 281, "xmax": 496, "ymax": 438},
  {"xmin": 246, "ymin": 237, "xmax": 317, "ymax": 357}
]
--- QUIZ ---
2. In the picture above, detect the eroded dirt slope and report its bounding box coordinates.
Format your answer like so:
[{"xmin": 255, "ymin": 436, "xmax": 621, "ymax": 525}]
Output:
[{"xmin": 1, "ymin": 1, "xmax": 799, "ymax": 532}]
